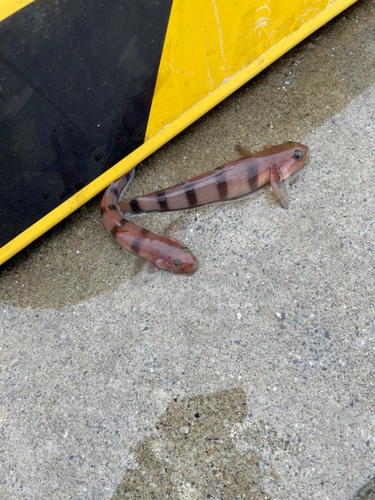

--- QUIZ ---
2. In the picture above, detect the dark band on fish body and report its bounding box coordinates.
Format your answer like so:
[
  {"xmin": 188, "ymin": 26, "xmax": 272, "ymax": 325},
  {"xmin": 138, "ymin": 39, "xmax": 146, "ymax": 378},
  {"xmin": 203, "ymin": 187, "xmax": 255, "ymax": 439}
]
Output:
[
  {"xmin": 111, "ymin": 187, "xmax": 119, "ymax": 198},
  {"xmin": 107, "ymin": 204, "xmax": 117, "ymax": 212},
  {"xmin": 138, "ymin": 227, "xmax": 150, "ymax": 239},
  {"xmin": 130, "ymin": 236, "xmax": 142, "ymax": 255},
  {"xmin": 247, "ymin": 163, "xmax": 259, "ymax": 192},
  {"xmin": 185, "ymin": 187, "xmax": 198, "ymax": 207},
  {"xmin": 157, "ymin": 190, "xmax": 169, "ymax": 210},
  {"xmin": 129, "ymin": 199, "xmax": 142, "ymax": 213},
  {"xmin": 216, "ymin": 172, "xmax": 228, "ymax": 200},
  {"xmin": 101, "ymin": 206, "xmax": 106, "ymax": 215}
]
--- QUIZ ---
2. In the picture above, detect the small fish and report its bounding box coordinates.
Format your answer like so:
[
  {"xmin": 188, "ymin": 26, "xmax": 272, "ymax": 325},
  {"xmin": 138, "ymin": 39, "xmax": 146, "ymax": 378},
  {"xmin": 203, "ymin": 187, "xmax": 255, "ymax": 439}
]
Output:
[
  {"xmin": 102, "ymin": 141, "xmax": 309, "ymax": 273},
  {"xmin": 101, "ymin": 170, "xmax": 199, "ymax": 274},
  {"xmin": 119, "ymin": 141, "xmax": 310, "ymax": 215}
]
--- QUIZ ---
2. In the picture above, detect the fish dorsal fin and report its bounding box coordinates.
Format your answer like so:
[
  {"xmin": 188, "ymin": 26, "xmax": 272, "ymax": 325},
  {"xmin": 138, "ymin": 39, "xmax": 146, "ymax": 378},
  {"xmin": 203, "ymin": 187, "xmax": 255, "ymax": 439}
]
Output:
[
  {"xmin": 234, "ymin": 145, "xmax": 252, "ymax": 157},
  {"xmin": 262, "ymin": 145, "xmax": 274, "ymax": 150}
]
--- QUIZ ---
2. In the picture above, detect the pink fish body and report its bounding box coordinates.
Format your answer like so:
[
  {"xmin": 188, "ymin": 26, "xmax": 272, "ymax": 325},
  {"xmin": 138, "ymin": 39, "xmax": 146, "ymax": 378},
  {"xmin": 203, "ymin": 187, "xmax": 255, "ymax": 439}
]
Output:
[
  {"xmin": 101, "ymin": 171, "xmax": 199, "ymax": 274},
  {"xmin": 119, "ymin": 142, "xmax": 310, "ymax": 215},
  {"xmin": 102, "ymin": 142, "xmax": 309, "ymax": 273}
]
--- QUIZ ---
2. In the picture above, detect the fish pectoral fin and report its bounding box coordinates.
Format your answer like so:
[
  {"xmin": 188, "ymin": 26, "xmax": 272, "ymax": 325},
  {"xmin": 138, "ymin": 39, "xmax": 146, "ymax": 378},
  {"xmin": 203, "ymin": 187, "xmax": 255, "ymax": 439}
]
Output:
[
  {"xmin": 162, "ymin": 230, "xmax": 183, "ymax": 245},
  {"xmin": 164, "ymin": 235, "xmax": 181, "ymax": 244},
  {"xmin": 234, "ymin": 144, "xmax": 253, "ymax": 157},
  {"xmin": 142, "ymin": 260, "xmax": 158, "ymax": 275},
  {"xmin": 162, "ymin": 221, "xmax": 186, "ymax": 244},
  {"xmin": 270, "ymin": 168, "xmax": 289, "ymax": 209},
  {"xmin": 133, "ymin": 260, "xmax": 157, "ymax": 283}
]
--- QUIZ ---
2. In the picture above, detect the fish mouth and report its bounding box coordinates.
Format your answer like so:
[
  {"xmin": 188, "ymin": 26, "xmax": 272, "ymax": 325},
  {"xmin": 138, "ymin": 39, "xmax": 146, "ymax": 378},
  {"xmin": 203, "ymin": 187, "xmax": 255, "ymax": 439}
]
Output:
[
  {"xmin": 185, "ymin": 258, "xmax": 199, "ymax": 274},
  {"xmin": 304, "ymin": 146, "xmax": 310, "ymax": 164}
]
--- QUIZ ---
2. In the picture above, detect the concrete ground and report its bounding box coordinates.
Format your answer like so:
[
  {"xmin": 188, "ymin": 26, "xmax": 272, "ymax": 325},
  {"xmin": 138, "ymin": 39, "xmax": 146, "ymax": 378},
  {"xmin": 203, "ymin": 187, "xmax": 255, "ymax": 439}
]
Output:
[{"xmin": 1, "ymin": 1, "xmax": 375, "ymax": 499}]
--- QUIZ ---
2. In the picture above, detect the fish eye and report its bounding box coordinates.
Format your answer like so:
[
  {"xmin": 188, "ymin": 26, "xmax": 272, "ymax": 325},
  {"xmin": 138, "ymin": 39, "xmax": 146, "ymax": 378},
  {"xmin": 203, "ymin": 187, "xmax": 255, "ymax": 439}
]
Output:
[
  {"xmin": 173, "ymin": 259, "xmax": 182, "ymax": 268},
  {"xmin": 293, "ymin": 150, "xmax": 303, "ymax": 160}
]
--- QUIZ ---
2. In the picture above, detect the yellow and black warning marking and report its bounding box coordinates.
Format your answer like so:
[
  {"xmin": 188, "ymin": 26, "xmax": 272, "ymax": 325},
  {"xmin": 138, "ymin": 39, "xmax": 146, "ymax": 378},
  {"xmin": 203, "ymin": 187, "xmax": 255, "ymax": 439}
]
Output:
[{"xmin": 0, "ymin": 0, "xmax": 357, "ymax": 265}]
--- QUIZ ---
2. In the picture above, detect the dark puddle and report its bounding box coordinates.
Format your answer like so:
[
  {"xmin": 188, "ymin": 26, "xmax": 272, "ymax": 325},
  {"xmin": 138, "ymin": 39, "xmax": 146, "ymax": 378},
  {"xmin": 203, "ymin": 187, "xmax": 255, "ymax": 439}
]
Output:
[
  {"xmin": 113, "ymin": 388, "xmax": 295, "ymax": 499},
  {"xmin": 1, "ymin": 0, "xmax": 374, "ymax": 309},
  {"xmin": 352, "ymin": 476, "xmax": 375, "ymax": 499}
]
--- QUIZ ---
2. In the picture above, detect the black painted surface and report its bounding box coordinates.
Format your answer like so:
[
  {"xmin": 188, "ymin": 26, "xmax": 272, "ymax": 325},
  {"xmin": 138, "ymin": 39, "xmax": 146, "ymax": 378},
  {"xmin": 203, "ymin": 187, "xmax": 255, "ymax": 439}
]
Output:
[{"xmin": 0, "ymin": 0, "xmax": 172, "ymax": 247}]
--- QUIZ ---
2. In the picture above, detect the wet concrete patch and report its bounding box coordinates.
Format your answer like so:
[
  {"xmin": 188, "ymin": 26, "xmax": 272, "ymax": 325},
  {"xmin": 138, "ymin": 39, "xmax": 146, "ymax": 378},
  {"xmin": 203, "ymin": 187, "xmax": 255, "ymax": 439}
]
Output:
[
  {"xmin": 0, "ymin": 0, "xmax": 375, "ymax": 309},
  {"xmin": 0, "ymin": 195, "xmax": 145, "ymax": 309},
  {"xmin": 114, "ymin": 388, "xmax": 295, "ymax": 500},
  {"xmin": 352, "ymin": 476, "xmax": 375, "ymax": 499}
]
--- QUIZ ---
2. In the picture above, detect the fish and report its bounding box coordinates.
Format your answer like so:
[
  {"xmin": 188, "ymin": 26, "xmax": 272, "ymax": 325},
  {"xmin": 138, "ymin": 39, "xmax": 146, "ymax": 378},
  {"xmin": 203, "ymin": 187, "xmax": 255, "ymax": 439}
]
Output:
[
  {"xmin": 118, "ymin": 141, "xmax": 310, "ymax": 215},
  {"xmin": 101, "ymin": 141, "xmax": 309, "ymax": 273},
  {"xmin": 101, "ymin": 170, "xmax": 199, "ymax": 274}
]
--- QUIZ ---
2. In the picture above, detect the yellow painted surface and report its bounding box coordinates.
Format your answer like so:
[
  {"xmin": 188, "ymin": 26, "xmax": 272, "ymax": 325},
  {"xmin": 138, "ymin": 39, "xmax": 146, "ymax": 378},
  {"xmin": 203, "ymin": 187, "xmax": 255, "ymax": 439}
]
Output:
[
  {"xmin": 146, "ymin": 0, "xmax": 336, "ymax": 139},
  {"xmin": 0, "ymin": 0, "xmax": 357, "ymax": 265},
  {"xmin": 0, "ymin": 0, "xmax": 34, "ymax": 22}
]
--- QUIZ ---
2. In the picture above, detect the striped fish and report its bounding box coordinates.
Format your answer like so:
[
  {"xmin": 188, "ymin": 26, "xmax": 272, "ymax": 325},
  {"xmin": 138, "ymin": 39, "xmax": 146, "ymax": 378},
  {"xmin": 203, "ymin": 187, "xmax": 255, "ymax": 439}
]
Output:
[
  {"xmin": 101, "ymin": 170, "xmax": 199, "ymax": 274},
  {"xmin": 118, "ymin": 141, "xmax": 310, "ymax": 215},
  {"xmin": 102, "ymin": 141, "xmax": 309, "ymax": 273}
]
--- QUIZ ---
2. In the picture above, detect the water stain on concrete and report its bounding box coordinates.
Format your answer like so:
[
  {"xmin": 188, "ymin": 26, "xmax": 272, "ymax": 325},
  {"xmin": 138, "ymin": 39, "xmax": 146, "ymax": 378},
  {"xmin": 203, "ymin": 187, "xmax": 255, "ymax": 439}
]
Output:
[
  {"xmin": 0, "ymin": 194, "xmax": 145, "ymax": 309},
  {"xmin": 352, "ymin": 476, "xmax": 375, "ymax": 500},
  {"xmin": 113, "ymin": 388, "xmax": 294, "ymax": 499},
  {"xmin": 1, "ymin": 0, "xmax": 374, "ymax": 309}
]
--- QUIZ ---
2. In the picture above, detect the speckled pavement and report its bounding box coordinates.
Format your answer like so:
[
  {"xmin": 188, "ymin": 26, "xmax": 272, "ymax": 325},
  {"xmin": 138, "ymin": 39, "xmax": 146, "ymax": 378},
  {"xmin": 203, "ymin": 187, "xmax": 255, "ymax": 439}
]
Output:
[{"xmin": 1, "ymin": 3, "xmax": 375, "ymax": 500}]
